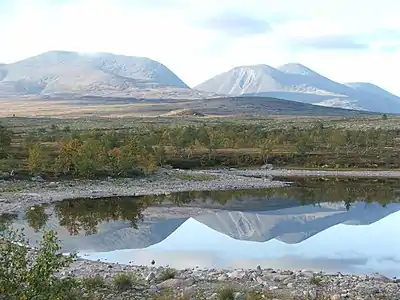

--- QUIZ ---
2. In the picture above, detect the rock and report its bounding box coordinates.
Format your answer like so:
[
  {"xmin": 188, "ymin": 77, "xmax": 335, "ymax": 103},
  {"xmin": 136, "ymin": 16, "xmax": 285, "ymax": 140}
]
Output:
[
  {"xmin": 210, "ymin": 293, "xmax": 218, "ymax": 299},
  {"xmin": 256, "ymin": 265, "xmax": 262, "ymax": 275},
  {"xmin": 308, "ymin": 289, "xmax": 317, "ymax": 300},
  {"xmin": 255, "ymin": 276, "xmax": 266, "ymax": 286},
  {"xmin": 156, "ymin": 278, "xmax": 186, "ymax": 289},
  {"xmin": 145, "ymin": 272, "xmax": 156, "ymax": 281},
  {"xmin": 48, "ymin": 181, "xmax": 57, "ymax": 187},
  {"xmin": 261, "ymin": 163, "xmax": 273, "ymax": 170},
  {"xmin": 31, "ymin": 176, "xmax": 44, "ymax": 182},
  {"xmin": 0, "ymin": 171, "xmax": 10, "ymax": 179},
  {"xmin": 331, "ymin": 295, "xmax": 341, "ymax": 300},
  {"xmin": 234, "ymin": 292, "xmax": 244, "ymax": 300},
  {"xmin": 228, "ymin": 270, "xmax": 246, "ymax": 280},
  {"xmin": 217, "ymin": 274, "xmax": 228, "ymax": 281},
  {"xmin": 370, "ymin": 273, "xmax": 391, "ymax": 282},
  {"xmin": 91, "ymin": 190, "xmax": 102, "ymax": 194},
  {"xmin": 287, "ymin": 282, "xmax": 294, "ymax": 288}
]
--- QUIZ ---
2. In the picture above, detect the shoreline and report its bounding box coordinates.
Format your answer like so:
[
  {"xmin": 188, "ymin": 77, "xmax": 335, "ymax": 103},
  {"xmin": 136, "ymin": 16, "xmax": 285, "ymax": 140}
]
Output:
[
  {"xmin": 3, "ymin": 168, "xmax": 400, "ymax": 215},
  {"xmin": 0, "ymin": 169, "xmax": 288, "ymax": 214},
  {"xmin": 207, "ymin": 168, "xmax": 400, "ymax": 178}
]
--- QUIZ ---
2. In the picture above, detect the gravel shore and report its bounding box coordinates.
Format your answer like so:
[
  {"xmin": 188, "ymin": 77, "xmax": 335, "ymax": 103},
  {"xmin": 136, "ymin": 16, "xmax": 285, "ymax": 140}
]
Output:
[
  {"xmin": 0, "ymin": 169, "xmax": 288, "ymax": 214},
  {"xmin": 62, "ymin": 260, "xmax": 400, "ymax": 300}
]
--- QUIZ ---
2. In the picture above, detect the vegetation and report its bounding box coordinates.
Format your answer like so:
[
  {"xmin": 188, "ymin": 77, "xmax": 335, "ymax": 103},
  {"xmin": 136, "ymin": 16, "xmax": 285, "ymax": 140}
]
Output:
[
  {"xmin": 174, "ymin": 172, "xmax": 218, "ymax": 181},
  {"xmin": 1, "ymin": 115, "xmax": 400, "ymax": 179},
  {"xmin": 113, "ymin": 272, "xmax": 137, "ymax": 291},
  {"xmin": 217, "ymin": 286, "xmax": 236, "ymax": 300},
  {"xmin": 0, "ymin": 230, "xmax": 80, "ymax": 299},
  {"xmin": 82, "ymin": 275, "xmax": 106, "ymax": 290},
  {"xmin": 156, "ymin": 268, "xmax": 177, "ymax": 282}
]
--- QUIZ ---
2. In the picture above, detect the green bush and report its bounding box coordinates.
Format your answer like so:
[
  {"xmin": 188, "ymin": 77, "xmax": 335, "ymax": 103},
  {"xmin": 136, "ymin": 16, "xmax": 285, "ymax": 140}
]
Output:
[
  {"xmin": 0, "ymin": 229, "xmax": 80, "ymax": 299},
  {"xmin": 113, "ymin": 272, "xmax": 136, "ymax": 291},
  {"xmin": 82, "ymin": 275, "xmax": 106, "ymax": 290}
]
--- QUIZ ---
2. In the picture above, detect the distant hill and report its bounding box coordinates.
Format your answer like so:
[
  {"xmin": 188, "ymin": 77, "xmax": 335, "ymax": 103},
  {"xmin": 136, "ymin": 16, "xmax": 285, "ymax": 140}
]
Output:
[
  {"xmin": 195, "ymin": 63, "xmax": 400, "ymax": 113},
  {"xmin": 0, "ymin": 51, "xmax": 214, "ymax": 98},
  {"xmin": 180, "ymin": 96, "xmax": 375, "ymax": 117}
]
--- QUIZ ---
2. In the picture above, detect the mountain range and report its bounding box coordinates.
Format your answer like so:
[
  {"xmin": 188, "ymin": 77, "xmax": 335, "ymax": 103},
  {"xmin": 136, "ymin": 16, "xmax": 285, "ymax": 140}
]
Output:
[{"xmin": 1, "ymin": 51, "xmax": 399, "ymax": 113}]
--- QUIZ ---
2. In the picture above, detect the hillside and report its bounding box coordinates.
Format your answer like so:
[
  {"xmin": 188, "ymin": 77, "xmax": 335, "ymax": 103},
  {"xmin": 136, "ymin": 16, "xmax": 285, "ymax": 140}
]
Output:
[
  {"xmin": 0, "ymin": 51, "xmax": 213, "ymax": 99},
  {"xmin": 182, "ymin": 96, "xmax": 374, "ymax": 117},
  {"xmin": 0, "ymin": 95, "xmax": 375, "ymax": 117},
  {"xmin": 195, "ymin": 63, "xmax": 400, "ymax": 113}
]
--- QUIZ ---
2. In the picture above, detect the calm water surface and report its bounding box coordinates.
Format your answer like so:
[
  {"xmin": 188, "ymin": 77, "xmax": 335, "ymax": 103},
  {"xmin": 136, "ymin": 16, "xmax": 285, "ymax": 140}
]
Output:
[{"xmin": 2, "ymin": 177, "xmax": 400, "ymax": 277}]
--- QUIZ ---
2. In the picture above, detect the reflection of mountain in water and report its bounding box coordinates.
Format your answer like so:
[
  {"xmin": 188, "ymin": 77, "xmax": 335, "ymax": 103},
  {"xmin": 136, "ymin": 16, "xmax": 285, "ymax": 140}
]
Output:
[
  {"xmin": 11, "ymin": 214, "xmax": 187, "ymax": 253},
  {"xmin": 194, "ymin": 202, "xmax": 400, "ymax": 244},
  {"xmin": 8, "ymin": 202, "xmax": 400, "ymax": 253}
]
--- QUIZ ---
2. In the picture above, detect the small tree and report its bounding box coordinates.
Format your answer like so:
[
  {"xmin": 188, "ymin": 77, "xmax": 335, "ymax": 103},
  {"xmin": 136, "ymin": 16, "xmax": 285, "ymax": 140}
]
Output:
[
  {"xmin": 382, "ymin": 114, "xmax": 388, "ymax": 120},
  {"xmin": 28, "ymin": 143, "xmax": 47, "ymax": 175},
  {"xmin": 0, "ymin": 229, "xmax": 80, "ymax": 299}
]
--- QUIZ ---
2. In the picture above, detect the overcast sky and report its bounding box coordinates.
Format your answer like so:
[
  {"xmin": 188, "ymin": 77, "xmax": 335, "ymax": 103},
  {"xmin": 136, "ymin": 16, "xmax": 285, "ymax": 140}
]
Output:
[{"xmin": 1, "ymin": 0, "xmax": 400, "ymax": 93}]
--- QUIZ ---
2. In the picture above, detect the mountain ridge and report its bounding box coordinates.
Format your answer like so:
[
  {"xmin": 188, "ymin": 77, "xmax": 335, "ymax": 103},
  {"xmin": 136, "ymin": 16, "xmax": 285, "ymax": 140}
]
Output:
[
  {"xmin": 195, "ymin": 64, "xmax": 400, "ymax": 113},
  {"xmin": 0, "ymin": 51, "xmax": 212, "ymax": 99}
]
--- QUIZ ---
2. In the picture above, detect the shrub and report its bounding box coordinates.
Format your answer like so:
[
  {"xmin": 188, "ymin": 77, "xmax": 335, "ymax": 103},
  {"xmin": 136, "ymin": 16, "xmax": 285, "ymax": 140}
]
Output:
[
  {"xmin": 82, "ymin": 275, "xmax": 106, "ymax": 290},
  {"xmin": 218, "ymin": 286, "xmax": 236, "ymax": 300},
  {"xmin": 0, "ymin": 229, "xmax": 80, "ymax": 299},
  {"xmin": 157, "ymin": 268, "xmax": 177, "ymax": 282},
  {"xmin": 113, "ymin": 272, "xmax": 135, "ymax": 291}
]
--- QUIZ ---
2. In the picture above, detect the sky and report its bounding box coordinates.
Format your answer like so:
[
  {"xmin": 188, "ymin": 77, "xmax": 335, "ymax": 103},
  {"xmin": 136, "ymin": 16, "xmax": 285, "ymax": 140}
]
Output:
[{"xmin": 1, "ymin": 0, "xmax": 400, "ymax": 94}]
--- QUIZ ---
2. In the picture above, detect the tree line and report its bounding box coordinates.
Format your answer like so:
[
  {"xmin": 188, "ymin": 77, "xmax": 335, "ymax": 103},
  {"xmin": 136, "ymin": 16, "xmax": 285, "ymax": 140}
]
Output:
[{"xmin": 1, "ymin": 121, "xmax": 400, "ymax": 178}]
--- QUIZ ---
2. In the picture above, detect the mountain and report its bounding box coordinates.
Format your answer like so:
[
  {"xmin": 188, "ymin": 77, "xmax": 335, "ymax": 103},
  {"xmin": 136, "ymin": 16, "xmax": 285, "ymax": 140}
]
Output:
[
  {"xmin": 345, "ymin": 82, "xmax": 400, "ymax": 101},
  {"xmin": 0, "ymin": 51, "xmax": 213, "ymax": 98},
  {"xmin": 195, "ymin": 63, "xmax": 400, "ymax": 113}
]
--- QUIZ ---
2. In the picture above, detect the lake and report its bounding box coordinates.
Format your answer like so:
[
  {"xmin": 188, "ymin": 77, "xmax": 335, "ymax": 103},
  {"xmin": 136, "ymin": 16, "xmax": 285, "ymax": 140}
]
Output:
[{"xmin": 1, "ymin": 177, "xmax": 400, "ymax": 277}]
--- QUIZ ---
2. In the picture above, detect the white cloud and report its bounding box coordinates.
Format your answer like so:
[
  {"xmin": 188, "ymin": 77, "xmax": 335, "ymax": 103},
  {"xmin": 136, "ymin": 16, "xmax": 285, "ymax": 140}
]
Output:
[{"xmin": 1, "ymin": 0, "xmax": 400, "ymax": 94}]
